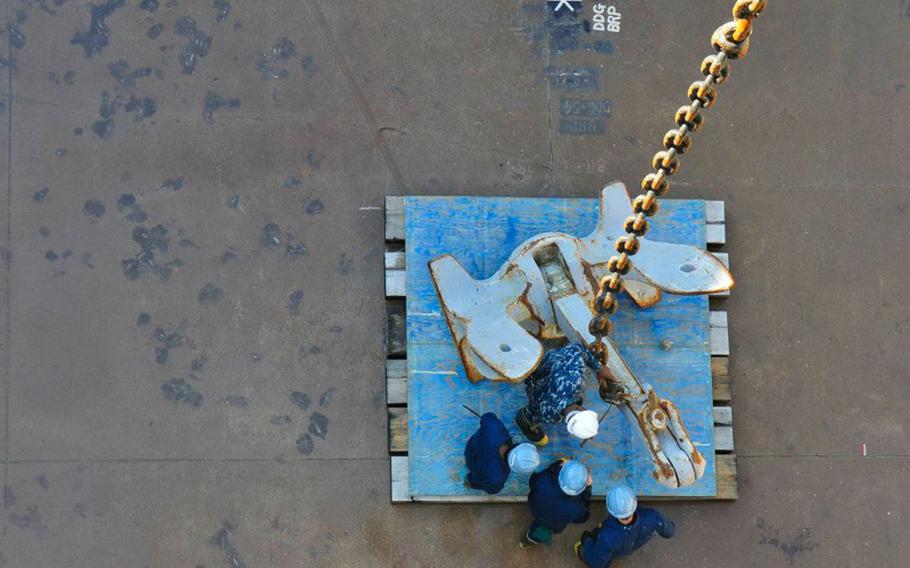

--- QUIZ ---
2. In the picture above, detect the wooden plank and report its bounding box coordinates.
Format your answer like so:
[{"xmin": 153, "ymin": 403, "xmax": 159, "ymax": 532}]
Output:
[
  {"xmin": 386, "ymin": 300, "xmax": 407, "ymax": 358},
  {"xmin": 714, "ymin": 425, "xmax": 734, "ymax": 452},
  {"xmin": 710, "ymin": 310, "xmax": 728, "ymax": 328},
  {"xmin": 389, "ymin": 407, "xmax": 408, "ymax": 453},
  {"xmin": 713, "ymin": 405, "xmax": 732, "ymax": 426},
  {"xmin": 386, "ymin": 359, "xmax": 407, "ymax": 405},
  {"xmin": 705, "ymin": 201, "xmax": 725, "ymax": 224},
  {"xmin": 391, "ymin": 456, "xmax": 410, "ymax": 502},
  {"xmin": 384, "ymin": 251, "xmax": 406, "ymax": 270},
  {"xmin": 710, "ymin": 325, "xmax": 730, "ymax": 356},
  {"xmin": 385, "ymin": 196, "xmax": 405, "ymax": 241},
  {"xmin": 706, "ymin": 223, "xmax": 726, "ymax": 246},
  {"xmin": 714, "ymin": 454, "xmax": 738, "ymax": 500},
  {"xmin": 712, "ymin": 356, "xmax": 731, "ymax": 402},
  {"xmin": 385, "ymin": 270, "xmax": 406, "ymax": 297}
]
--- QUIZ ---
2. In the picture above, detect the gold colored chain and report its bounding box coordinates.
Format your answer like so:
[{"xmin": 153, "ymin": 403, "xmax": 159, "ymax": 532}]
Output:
[{"xmin": 589, "ymin": 0, "xmax": 767, "ymax": 364}]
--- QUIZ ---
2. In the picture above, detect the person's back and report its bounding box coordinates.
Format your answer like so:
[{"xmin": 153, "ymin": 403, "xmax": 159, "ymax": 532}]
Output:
[
  {"xmin": 579, "ymin": 508, "xmax": 675, "ymax": 567},
  {"xmin": 464, "ymin": 413, "xmax": 511, "ymax": 494},
  {"xmin": 521, "ymin": 460, "xmax": 591, "ymax": 547},
  {"xmin": 576, "ymin": 485, "xmax": 675, "ymax": 568}
]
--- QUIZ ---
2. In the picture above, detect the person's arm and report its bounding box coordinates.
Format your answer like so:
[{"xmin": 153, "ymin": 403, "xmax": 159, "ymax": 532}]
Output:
[
  {"xmin": 655, "ymin": 511, "xmax": 676, "ymax": 539},
  {"xmin": 579, "ymin": 343, "xmax": 602, "ymax": 371},
  {"xmin": 579, "ymin": 532, "xmax": 612, "ymax": 568}
]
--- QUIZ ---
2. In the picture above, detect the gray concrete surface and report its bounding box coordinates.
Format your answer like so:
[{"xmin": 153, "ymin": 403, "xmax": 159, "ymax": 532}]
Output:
[{"xmin": 0, "ymin": 0, "xmax": 907, "ymax": 566}]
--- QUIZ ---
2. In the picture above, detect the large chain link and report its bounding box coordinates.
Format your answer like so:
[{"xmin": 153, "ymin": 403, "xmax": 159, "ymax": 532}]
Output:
[{"xmin": 589, "ymin": 0, "xmax": 766, "ymax": 365}]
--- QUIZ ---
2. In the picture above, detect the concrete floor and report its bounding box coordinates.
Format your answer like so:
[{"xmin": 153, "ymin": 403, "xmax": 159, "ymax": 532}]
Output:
[{"xmin": 0, "ymin": 0, "xmax": 907, "ymax": 566}]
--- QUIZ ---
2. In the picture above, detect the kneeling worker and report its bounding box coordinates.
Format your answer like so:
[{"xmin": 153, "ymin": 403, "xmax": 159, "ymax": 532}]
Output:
[
  {"xmin": 574, "ymin": 484, "xmax": 676, "ymax": 567},
  {"xmin": 465, "ymin": 412, "xmax": 540, "ymax": 494},
  {"xmin": 520, "ymin": 459, "xmax": 592, "ymax": 549},
  {"xmin": 516, "ymin": 343, "xmax": 605, "ymax": 445}
]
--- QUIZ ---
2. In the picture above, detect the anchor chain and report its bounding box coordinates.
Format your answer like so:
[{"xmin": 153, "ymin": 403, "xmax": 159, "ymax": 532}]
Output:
[{"xmin": 588, "ymin": 0, "xmax": 766, "ymax": 365}]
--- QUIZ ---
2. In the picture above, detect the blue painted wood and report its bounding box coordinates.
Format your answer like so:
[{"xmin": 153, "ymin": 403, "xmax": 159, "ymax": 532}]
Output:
[{"xmin": 405, "ymin": 193, "xmax": 716, "ymax": 498}]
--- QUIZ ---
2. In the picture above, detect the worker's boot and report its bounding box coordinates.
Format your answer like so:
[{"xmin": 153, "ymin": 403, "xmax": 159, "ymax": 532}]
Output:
[{"xmin": 516, "ymin": 407, "xmax": 549, "ymax": 446}]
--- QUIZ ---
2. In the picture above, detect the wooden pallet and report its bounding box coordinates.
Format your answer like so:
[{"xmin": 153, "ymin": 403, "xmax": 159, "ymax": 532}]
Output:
[{"xmin": 384, "ymin": 196, "xmax": 736, "ymax": 502}]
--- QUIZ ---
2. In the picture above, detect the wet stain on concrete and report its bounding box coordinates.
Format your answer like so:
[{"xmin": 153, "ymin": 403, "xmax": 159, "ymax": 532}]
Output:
[
  {"xmin": 256, "ymin": 37, "xmax": 296, "ymax": 80},
  {"xmin": 108, "ymin": 60, "xmax": 151, "ymax": 88},
  {"xmin": 318, "ymin": 387, "xmax": 336, "ymax": 408},
  {"xmin": 32, "ymin": 187, "xmax": 49, "ymax": 202},
  {"xmin": 93, "ymin": 90, "xmax": 157, "ymax": 139},
  {"xmin": 301, "ymin": 55, "xmax": 317, "ymax": 77},
  {"xmin": 161, "ymin": 177, "xmax": 184, "ymax": 191},
  {"xmin": 282, "ymin": 175, "xmax": 302, "ymax": 189},
  {"xmin": 286, "ymin": 242, "xmax": 307, "ymax": 256},
  {"xmin": 34, "ymin": 475, "xmax": 48, "ymax": 491},
  {"xmin": 270, "ymin": 415, "xmax": 292, "ymax": 425},
  {"xmin": 198, "ymin": 283, "xmax": 223, "ymax": 305},
  {"xmin": 44, "ymin": 250, "xmax": 58, "ymax": 262},
  {"xmin": 305, "ymin": 200, "xmax": 324, "ymax": 215},
  {"xmin": 4, "ymin": 486, "xmax": 16, "ymax": 508},
  {"xmin": 225, "ymin": 194, "xmax": 239, "ymax": 208},
  {"xmin": 225, "ymin": 395, "xmax": 248, "ymax": 408},
  {"xmin": 249, "ymin": 352, "xmax": 262, "ymax": 364},
  {"xmin": 122, "ymin": 224, "xmax": 176, "ymax": 281},
  {"xmin": 756, "ymin": 517, "xmax": 818, "ymax": 565},
  {"xmin": 70, "ymin": 0, "xmax": 126, "ymax": 58},
  {"xmin": 83, "ymin": 199, "xmax": 106, "ymax": 218},
  {"xmin": 191, "ymin": 354, "xmax": 208, "ymax": 373},
  {"xmin": 202, "ymin": 91, "xmax": 240, "ymax": 125},
  {"xmin": 8, "ymin": 10, "xmax": 27, "ymax": 51},
  {"xmin": 288, "ymin": 290, "xmax": 304, "ymax": 315},
  {"xmin": 55, "ymin": 148, "xmax": 67, "ymax": 157},
  {"xmin": 220, "ymin": 248, "xmax": 239, "ymax": 263},
  {"xmin": 308, "ymin": 412, "xmax": 328, "ymax": 439},
  {"xmin": 175, "ymin": 17, "xmax": 213, "ymax": 75},
  {"xmin": 152, "ymin": 322, "xmax": 186, "ymax": 365},
  {"xmin": 338, "ymin": 254, "xmax": 353, "ymax": 274},
  {"xmin": 147, "ymin": 23, "xmax": 164, "ymax": 39},
  {"xmin": 8, "ymin": 506, "xmax": 49, "ymax": 538},
  {"xmin": 210, "ymin": 522, "xmax": 247, "ymax": 568},
  {"xmin": 137, "ymin": 312, "xmax": 151, "ymax": 326},
  {"xmin": 74, "ymin": 503, "xmax": 88, "ymax": 519},
  {"xmin": 161, "ymin": 378, "xmax": 203, "ymax": 407},
  {"xmin": 295, "ymin": 433, "xmax": 314, "ymax": 455},
  {"xmin": 140, "ymin": 0, "xmax": 159, "ymax": 12},
  {"xmin": 261, "ymin": 223, "xmax": 281, "ymax": 247},
  {"xmin": 214, "ymin": 0, "xmax": 231, "ymax": 22},
  {"xmin": 117, "ymin": 193, "xmax": 148, "ymax": 223},
  {"xmin": 38, "ymin": 226, "xmax": 50, "ymax": 238},
  {"xmin": 81, "ymin": 253, "xmax": 95, "ymax": 269},
  {"xmin": 74, "ymin": 127, "xmax": 83, "ymax": 136},
  {"xmin": 306, "ymin": 149, "xmax": 322, "ymax": 169},
  {"xmin": 290, "ymin": 391, "xmax": 310, "ymax": 411}
]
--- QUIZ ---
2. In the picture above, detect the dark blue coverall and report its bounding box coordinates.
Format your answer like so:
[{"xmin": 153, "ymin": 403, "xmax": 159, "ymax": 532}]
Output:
[
  {"xmin": 526, "ymin": 460, "xmax": 591, "ymax": 544},
  {"xmin": 577, "ymin": 508, "xmax": 676, "ymax": 567},
  {"xmin": 464, "ymin": 412, "xmax": 512, "ymax": 494}
]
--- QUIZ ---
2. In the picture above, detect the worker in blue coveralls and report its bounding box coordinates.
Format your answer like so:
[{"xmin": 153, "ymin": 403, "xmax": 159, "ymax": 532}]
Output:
[
  {"xmin": 464, "ymin": 412, "xmax": 541, "ymax": 494},
  {"xmin": 516, "ymin": 342, "xmax": 610, "ymax": 446},
  {"xmin": 519, "ymin": 459, "xmax": 592, "ymax": 549},
  {"xmin": 574, "ymin": 484, "xmax": 676, "ymax": 567}
]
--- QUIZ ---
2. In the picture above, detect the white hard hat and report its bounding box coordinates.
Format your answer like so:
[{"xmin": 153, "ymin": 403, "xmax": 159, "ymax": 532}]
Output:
[
  {"xmin": 558, "ymin": 460, "xmax": 589, "ymax": 496},
  {"xmin": 507, "ymin": 443, "xmax": 540, "ymax": 474},
  {"xmin": 607, "ymin": 484, "xmax": 638, "ymax": 519},
  {"xmin": 565, "ymin": 410, "xmax": 599, "ymax": 440}
]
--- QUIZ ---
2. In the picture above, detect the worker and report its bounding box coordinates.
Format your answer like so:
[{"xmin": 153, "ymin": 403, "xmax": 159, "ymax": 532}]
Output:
[
  {"xmin": 574, "ymin": 484, "xmax": 676, "ymax": 567},
  {"xmin": 516, "ymin": 342, "xmax": 607, "ymax": 445},
  {"xmin": 464, "ymin": 412, "xmax": 540, "ymax": 494},
  {"xmin": 519, "ymin": 459, "xmax": 592, "ymax": 549}
]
